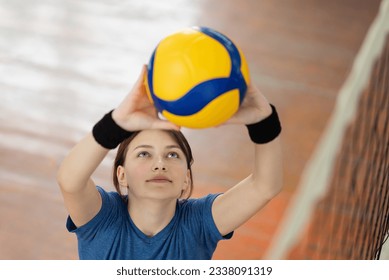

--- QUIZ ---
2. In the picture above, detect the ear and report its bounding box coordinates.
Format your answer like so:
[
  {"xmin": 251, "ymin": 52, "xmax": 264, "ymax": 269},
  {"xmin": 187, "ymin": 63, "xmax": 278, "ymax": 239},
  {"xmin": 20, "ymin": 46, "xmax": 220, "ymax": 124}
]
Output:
[
  {"xmin": 182, "ymin": 169, "xmax": 191, "ymax": 193},
  {"xmin": 116, "ymin": 165, "xmax": 128, "ymax": 187}
]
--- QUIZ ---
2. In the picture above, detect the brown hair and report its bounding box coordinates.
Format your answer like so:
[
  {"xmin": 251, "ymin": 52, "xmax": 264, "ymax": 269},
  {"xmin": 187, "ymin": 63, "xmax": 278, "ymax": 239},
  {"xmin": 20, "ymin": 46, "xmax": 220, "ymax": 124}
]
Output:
[{"xmin": 112, "ymin": 130, "xmax": 194, "ymax": 200}]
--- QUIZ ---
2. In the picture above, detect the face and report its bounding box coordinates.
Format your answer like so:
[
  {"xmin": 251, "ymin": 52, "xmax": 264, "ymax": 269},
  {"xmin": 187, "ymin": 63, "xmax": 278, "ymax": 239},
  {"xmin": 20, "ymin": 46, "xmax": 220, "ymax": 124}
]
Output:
[{"xmin": 116, "ymin": 130, "xmax": 190, "ymax": 201}]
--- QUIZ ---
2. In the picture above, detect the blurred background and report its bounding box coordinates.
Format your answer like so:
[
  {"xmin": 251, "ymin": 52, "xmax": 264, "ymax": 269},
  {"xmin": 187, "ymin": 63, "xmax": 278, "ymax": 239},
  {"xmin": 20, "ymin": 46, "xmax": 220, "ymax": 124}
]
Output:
[{"xmin": 0, "ymin": 0, "xmax": 381, "ymax": 259}]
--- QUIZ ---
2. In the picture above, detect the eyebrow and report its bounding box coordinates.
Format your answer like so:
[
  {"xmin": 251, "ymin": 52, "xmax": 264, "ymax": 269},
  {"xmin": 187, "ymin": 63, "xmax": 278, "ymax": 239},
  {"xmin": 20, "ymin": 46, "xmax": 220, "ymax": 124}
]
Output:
[
  {"xmin": 133, "ymin": 144, "xmax": 181, "ymax": 151},
  {"xmin": 133, "ymin": 145, "xmax": 152, "ymax": 151}
]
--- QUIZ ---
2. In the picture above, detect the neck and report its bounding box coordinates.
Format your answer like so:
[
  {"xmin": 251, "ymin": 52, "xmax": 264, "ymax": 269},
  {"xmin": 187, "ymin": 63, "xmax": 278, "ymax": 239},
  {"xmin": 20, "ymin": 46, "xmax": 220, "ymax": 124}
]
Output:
[{"xmin": 127, "ymin": 198, "xmax": 177, "ymax": 237}]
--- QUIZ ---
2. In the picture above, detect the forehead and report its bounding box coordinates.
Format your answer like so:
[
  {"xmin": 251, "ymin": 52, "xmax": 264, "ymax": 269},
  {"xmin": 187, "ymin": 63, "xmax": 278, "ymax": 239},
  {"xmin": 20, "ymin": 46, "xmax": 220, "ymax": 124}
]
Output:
[{"xmin": 129, "ymin": 130, "xmax": 179, "ymax": 148}]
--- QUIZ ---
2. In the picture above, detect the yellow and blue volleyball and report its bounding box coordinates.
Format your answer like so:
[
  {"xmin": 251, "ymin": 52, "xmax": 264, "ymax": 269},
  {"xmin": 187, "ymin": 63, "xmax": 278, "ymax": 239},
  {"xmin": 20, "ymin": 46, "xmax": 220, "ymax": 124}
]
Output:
[{"xmin": 145, "ymin": 26, "xmax": 250, "ymax": 129}]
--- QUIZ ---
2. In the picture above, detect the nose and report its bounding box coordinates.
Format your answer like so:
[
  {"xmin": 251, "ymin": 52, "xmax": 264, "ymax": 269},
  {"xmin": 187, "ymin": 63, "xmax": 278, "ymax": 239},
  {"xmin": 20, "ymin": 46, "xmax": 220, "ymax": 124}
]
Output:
[{"xmin": 152, "ymin": 157, "xmax": 167, "ymax": 171}]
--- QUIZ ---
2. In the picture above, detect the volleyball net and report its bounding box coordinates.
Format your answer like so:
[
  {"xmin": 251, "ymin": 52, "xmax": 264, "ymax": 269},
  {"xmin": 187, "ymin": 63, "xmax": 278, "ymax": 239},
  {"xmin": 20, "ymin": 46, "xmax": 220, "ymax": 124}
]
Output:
[{"xmin": 265, "ymin": 0, "xmax": 389, "ymax": 259}]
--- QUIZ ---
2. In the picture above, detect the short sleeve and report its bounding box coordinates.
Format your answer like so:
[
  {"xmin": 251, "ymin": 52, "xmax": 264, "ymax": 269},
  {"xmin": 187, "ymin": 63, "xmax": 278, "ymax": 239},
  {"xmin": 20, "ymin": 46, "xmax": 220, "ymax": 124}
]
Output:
[
  {"xmin": 180, "ymin": 194, "xmax": 233, "ymax": 253},
  {"xmin": 66, "ymin": 186, "xmax": 124, "ymax": 240}
]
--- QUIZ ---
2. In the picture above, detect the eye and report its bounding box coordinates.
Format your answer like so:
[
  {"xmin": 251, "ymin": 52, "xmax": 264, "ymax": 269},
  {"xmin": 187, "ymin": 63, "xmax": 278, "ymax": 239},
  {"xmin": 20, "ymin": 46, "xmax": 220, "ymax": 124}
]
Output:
[
  {"xmin": 137, "ymin": 151, "xmax": 151, "ymax": 158},
  {"xmin": 167, "ymin": 152, "xmax": 179, "ymax": 159}
]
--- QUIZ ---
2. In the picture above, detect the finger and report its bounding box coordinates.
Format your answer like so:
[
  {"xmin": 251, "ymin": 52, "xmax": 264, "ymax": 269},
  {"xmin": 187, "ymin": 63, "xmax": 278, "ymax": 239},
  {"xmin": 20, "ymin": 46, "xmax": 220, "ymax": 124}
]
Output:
[
  {"xmin": 222, "ymin": 115, "xmax": 245, "ymax": 125},
  {"xmin": 135, "ymin": 64, "xmax": 147, "ymax": 86},
  {"xmin": 151, "ymin": 120, "xmax": 181, "ymax": 131}
]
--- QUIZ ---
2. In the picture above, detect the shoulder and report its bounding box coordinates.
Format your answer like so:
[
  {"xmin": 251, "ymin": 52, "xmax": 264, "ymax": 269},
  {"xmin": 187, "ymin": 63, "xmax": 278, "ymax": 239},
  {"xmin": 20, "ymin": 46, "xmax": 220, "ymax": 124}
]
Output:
[
  {"xmin": 176, "ymin": 193, "xmax": 222, "ymax": 222},
  {"xmin": 176, "ymin": 193, "xmax": 233, "ymax": 241},
  {"xmin": 95, "ymin": 186, "xmax": 128, "ymax": 218},
  {"xmin": 96, "ymin": 186, "xmax": 124, "ymax": 204},
  {"xmin": 67, "ymin": 186, "xmax": 126, "ymax": 232},
  {"xmin": 179, "ymin": 193, "xmax": 221, "ymax": 210}
]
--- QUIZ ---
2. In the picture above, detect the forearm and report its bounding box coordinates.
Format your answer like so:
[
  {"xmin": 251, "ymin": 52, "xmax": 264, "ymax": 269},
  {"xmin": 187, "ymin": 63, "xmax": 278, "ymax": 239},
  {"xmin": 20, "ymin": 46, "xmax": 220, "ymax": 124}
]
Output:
[
  {"xmin": 212, "ymin": 88, "xmax": 283, "ymax": 235},
  {"xmin": 211, "ymin": 135, "xmax": 283, "ymax": 236},
  {"xmin": 246, "ymin": 103, "xmax": 283, "ymax": 199},
  {"xmin": 57, "ymin": 132, "xmax": 109, "ymax": 193},
  {"xmin": 252, "ymin": 136, "xmax": 283, "ymax": 199}
]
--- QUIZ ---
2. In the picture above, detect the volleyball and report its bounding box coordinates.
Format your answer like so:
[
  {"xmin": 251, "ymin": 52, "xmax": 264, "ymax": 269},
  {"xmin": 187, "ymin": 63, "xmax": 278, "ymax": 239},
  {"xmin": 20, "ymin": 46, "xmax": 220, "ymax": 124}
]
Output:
[{"xmin": 144, "ymin": 26, "xmax": 250, "ymax": 129}]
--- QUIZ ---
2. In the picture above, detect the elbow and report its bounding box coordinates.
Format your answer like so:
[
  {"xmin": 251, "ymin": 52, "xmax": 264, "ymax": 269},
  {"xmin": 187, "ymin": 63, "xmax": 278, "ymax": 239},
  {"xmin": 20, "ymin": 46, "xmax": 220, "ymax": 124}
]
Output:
[
  {"xmin": 272, "ymin": 182, "xmax": 283, "ymax": 198},
  {"xmin": 259, "ymin": 178, "xmax": 283, "ymax": 202},
  {"xmin": 56, "ymin": 163, "xmax": 79, "ymax": 194},
  {"xmin": 264, "ymin": 185, "xmax": 283, "ymax": 202},
  {"xmin": 271, "ymin": 176, "xmax": 284, "ymax": 198},
  {"xmin": 274, "ymin": 175, "xmax": 284, "ymax": 195},
  {"xmin": 252, "ymin": 170, "xmax": 283, "ymax": 200},
  {"xmin": 56, "ymin": 165, "xmax": 68, "ymax": 192}
]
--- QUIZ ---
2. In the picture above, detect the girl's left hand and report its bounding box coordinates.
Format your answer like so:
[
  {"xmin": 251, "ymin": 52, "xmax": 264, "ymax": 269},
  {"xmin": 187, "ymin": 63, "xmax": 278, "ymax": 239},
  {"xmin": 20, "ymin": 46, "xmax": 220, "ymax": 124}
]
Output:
[{"xmin": 224, "ymin": 83, "xmax": 273, "ymax": 125}]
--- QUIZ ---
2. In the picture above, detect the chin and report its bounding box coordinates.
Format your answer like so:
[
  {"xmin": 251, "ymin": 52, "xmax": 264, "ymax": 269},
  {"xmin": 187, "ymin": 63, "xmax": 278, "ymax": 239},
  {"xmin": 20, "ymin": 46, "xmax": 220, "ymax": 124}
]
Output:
[{"xmin": 144, "ymin": 189, "xmax": 182, "ymax": 201}]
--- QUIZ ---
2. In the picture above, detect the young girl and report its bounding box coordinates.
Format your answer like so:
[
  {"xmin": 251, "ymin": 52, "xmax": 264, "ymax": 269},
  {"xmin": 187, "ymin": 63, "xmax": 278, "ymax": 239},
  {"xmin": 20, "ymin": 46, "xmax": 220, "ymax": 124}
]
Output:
[{"xmin": 57, "ymin": 65, "xmax": 283, "ymax": 260}]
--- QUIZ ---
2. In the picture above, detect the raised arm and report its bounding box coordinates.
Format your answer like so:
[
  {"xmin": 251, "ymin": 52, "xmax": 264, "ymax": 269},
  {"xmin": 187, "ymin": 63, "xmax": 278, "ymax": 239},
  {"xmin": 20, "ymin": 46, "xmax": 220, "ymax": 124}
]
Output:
[
  {"xmin": 57, "ymin": 132, "xmax": 108, "ymax": 227},
  {"xmin": 212, "ymin": 84, "xmax": 283, "ymax": 236},
  {"xmin": 57, "ymin": 65, "xmax": 178, "ymax": 227}
]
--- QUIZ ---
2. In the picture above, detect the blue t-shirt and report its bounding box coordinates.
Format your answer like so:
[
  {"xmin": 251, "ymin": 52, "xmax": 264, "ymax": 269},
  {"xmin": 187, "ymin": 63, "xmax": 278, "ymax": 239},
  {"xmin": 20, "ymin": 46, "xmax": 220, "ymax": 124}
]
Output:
[{"xmin": 66, "ymin": 186, "xmax": 232, "ymax": 260}]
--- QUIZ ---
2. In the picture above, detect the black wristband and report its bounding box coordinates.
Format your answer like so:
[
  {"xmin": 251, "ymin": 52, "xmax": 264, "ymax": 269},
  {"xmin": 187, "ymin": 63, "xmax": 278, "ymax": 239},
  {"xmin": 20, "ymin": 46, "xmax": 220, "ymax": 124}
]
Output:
[
  {"xmin": 92, "ymin": 110, "xmax": 133, "ymax": 149},
  {"xmin": 246, "ymin": 104, "xmax": 281, "ymax": 144}
]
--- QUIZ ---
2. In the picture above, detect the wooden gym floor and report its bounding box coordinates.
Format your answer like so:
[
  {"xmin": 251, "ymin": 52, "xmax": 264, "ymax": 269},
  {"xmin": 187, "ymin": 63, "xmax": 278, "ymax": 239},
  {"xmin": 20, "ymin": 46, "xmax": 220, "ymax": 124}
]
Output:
[{"xmin": 0, "ymin": 0, "xmax": 381, "ymax": 259}]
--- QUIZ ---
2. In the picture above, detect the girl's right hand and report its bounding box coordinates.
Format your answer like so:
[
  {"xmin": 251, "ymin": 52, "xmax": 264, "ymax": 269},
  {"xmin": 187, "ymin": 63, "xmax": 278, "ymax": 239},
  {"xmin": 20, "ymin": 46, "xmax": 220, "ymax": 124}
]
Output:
[{"xmin": 112, "ymin": 65, "xmax": 180, "ymax": 131}]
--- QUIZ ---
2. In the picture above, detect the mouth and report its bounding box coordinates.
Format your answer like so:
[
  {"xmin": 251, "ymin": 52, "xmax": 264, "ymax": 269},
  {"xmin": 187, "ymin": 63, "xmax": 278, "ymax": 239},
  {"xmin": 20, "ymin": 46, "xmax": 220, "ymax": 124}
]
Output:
[{"xmin": 146, "ymin": 176, "xmax": 172, "ymax": 183}]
